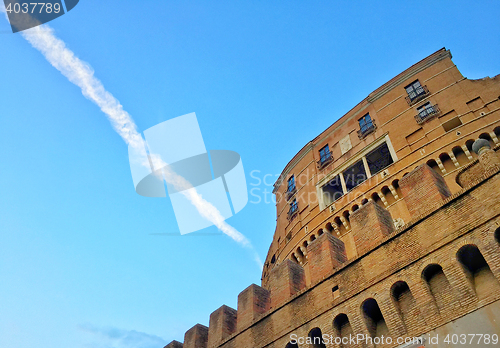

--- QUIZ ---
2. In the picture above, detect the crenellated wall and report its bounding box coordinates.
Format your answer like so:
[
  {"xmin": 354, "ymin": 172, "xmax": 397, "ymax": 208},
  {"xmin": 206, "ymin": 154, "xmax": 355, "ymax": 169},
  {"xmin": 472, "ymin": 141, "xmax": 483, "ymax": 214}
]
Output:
[
  {"xmin": 162, "ymin": 48, "xmax": 500, "ymax": 348},
  {"xmin": 163, "ymin": 143, "xmax": 500, "ymax": 348}
]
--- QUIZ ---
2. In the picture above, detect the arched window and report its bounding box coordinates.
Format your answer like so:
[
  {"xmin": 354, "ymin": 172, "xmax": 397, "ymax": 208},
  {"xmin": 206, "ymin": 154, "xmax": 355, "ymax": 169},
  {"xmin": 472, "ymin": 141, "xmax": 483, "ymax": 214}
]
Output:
[
  {"xmin": 342, "ymin": 210, "xmax": 350, "ymax": 223},
  {"xmin": 392, "ymin": 179, "xmax": 403, "ymax": 199},
  {"xmin": 381, "ymin": 186, "xmax": 396, "ymax": 205},
  {"xmin": 286, "ymin": 342, "xmax": 299, "ymax": 348},
  {"xmin": 465, "ymin": 139, "xmax": 477, "ymax": 158},
  {"xmin": 318, "ymin": 229, "xmax": 324, "ymax": 236},
  {"xmin": 371, "ymin": 192, "xmax": 383, "ymax": 207},
  {"xmin": 391, "ymin": 281, "xmax": 419, "ymax": 331},
  {"xmin": 457, "ymin": 244, "xmax": 499, "ymax": 298},
  {"xmin": 333, "ymin": 314, "xmax": 353, "ymax": 347},
  {"xmin": 361, "ymin": 298, "xmax": 389, "ymax": 339},
  {"xmin": 452, "ymin": 146, "xmax": 469, "ymax": 167},
  {"xmin": 308, "ymin": 327, "xmax": 326, "ymax": 348},
  {"xmin": 326, "ymin": 222, "xmax": 334, "ymax": 233},
  {"xmin": 439, "ymin": 153, "xmax": 456, "ymax": 172},
  {"xmin": 361, "ymin": 198, "xmax": 369, "ymax": 205},
  {"xmin": 422, "ymin": 264, "xmax": 454, "ymax": 312},
  {"xmin": 479, "ymin": 133, "xmax": 495, "ymax": 148},
  {"xmin": 426, "ymin": 159, "xmax": 440, "ymax": 173},
  {"xmin": 495, "ymin": 227, "xmax": 500, "ymax": 245},
  {"xmin": 494, "ymin": 126, "xmax": 500, "ymax": 139},
  {"xmin": 334, "ymin": 217, "xmax": 346, "ymax": 235},
  {"xmin": 297, "ymin": 247, "xmax": 305, "ymax": 263}
]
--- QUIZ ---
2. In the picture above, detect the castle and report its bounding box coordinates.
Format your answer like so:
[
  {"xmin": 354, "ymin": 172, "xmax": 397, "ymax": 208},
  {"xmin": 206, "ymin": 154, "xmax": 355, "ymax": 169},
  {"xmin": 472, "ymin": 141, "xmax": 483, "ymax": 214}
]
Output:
[{"xmin": 164, "ymin": 48, "xmax": 500, "ymax": 348}]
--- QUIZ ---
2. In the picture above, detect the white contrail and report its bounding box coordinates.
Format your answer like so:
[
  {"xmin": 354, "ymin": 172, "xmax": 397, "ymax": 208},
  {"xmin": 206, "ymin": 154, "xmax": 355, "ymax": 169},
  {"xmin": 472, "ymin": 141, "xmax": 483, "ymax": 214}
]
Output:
[{"xmin": 2, "ymin": 8, "xmax": 257, "ymax": 253}]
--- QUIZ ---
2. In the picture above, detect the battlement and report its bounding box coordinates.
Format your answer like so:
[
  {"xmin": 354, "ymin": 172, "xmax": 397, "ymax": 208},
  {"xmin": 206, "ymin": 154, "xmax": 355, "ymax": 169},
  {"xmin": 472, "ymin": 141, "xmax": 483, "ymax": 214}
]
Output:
[
  {"xmin": 163, "ymin": 50, "xmax": 500, "ymax": 347},
  {"xmin": 164, "ymin": 139, "xmax": 500, "ymax": 348}
]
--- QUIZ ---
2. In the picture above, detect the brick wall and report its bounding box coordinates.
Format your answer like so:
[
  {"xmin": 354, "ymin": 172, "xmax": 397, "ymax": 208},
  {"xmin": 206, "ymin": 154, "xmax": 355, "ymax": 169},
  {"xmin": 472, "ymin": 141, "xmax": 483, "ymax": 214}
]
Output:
[{"xmin": 210, "ymin": 168, "xmax": 500, "ymax": 348}]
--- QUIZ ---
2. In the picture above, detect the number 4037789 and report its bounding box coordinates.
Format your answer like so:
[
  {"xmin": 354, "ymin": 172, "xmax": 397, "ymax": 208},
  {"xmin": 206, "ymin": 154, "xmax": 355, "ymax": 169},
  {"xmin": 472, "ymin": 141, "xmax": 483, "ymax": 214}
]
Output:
[
  {"xmin": 5, "ymin": 2, "xmax": 62, "ymax": 14},
  {"xmin": 444, "ymin": 334, "xmax": 498, "ymax": 345}
]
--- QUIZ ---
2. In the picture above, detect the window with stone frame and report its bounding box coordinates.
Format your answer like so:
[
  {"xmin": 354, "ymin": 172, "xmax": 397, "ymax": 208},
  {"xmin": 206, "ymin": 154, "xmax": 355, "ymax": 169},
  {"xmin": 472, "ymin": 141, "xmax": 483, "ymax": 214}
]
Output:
[
  {"xmin": 319, "ymin": 144, "xmax": 332, "ymax": 165},
  {"xmin": 358, "ymin": 113, "xmax": 375, "ymax": 136},
  {"xmin": 405, "ymin": 79, "xmax": 426, "ymax": 101},
  {"xmin": 343, "ymin": 160, "xmax": 367, "ymax": 191},
  {"xmin": 287, "ymin": 175, "xmax": 296, "ymax": 193},
  {"xmin": 366, "ymin": 142, "xmax": 394, "ymax": 175}
]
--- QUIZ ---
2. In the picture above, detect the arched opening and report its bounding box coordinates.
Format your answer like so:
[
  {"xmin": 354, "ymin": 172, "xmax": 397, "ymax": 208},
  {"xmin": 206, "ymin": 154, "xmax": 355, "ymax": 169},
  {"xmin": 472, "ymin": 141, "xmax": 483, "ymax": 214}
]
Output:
[
  {"xmin": 381, "ymin": 186, "xmax": 396, "ymax": 205},
  {"xmin": 479, "ymin": 133, "xmax": 495, "ymax": 148},
  {"xmin": 296, "ymin": 247, "xmax": 305, "ymax": 263},
  {"xmin": 291, "ymin": 253, "xmax": 299, "ymax": 264},
  {"xmin": 439, "ymin": 153, "xmax": 456, "ymax": 172},
  {"xmin": 334, "ymin": 217, "xmax": 346, "ymax": 235},
  {"xmin": 371, "ymin": 192, "xmax": 384, "ymax": 207},
  {"xmin": 392, "ymin": 179, "xmax": 403, "ymax": 199},
  {"xmin": 352, "ymin": 204, "xmax": 359, "ymax": 212},
  {"xmin": 310, "ymin": 234, "xmax": 316, "ymax": 242},
  {"xmin": 342, "ymin": 210, "xmax": 350, "ymax": 223},
  {"xmin": 326, "ymin": 222, "xmax": 334, "ymax": 233},
  {"xmin": 426, "ymin": 159, "xmax": 440, "ymax": 173},
  {"xmin": 342, "ymin": 211, "xmax": 351, "ymax": 231},
  {"xmin": 361, "ymin": 298, "xmax": 389, "ymax": 339},
  {"xmin": 495, "ymin": 227, "xmax": 500, "ymax": 244},
  {"xmin": 391, "ymin": 281, "xmax": 418, "ymax": 331},
  {"xmin": 465, "ymin": 139, "xmax": 478, "ymax": 158},
  {"xmin": 318, "ymin": 229, "xmax": 324, "ymax": 236},
  {"xmin": 402, "ymin": 172, "xmax": 409, "ymax": 178},
  {"xmin": 286, "ymin": 342, "xmax": 299, "ymax": 348},
  {"xmin": 452, "ymin": 146, "xmax": 469, "ymax": 167},
  {"xmin": 361, "ymin": 198, "xmax": 369, "ymax": 205},
  {"xmin": 333, "ymin": 313, "xmax": 353, "ymax": 347},
  {"xmin": 422, "ymin": 264, "xmax": 454, "ymax": 312},
  {"xmin": 308, "ymin": 327, "xmax": 326, "ymax": 348},
  {"xmin": 303, "ymin": 241, "xmax": 309, "ymax": 248},
  {"xmin": 457, "ymin": 244, "xmax": 499, "ymax": 298},
  {"xmin": 494, "ymin": 126, "xmax": 500, "ymax": 139}
]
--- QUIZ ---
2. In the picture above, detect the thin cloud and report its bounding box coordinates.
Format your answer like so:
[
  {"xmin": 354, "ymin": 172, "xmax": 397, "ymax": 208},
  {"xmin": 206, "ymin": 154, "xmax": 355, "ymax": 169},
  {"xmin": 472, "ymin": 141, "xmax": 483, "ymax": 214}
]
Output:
[{"xmin": 79, "ymin": 324, "xmax": 167, "ymax": 348}]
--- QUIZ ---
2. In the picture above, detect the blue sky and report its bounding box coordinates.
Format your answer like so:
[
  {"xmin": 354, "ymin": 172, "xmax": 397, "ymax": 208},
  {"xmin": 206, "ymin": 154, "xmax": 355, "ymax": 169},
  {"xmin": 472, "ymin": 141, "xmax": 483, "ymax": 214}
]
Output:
[{"xmin": 0, "ymin": 1, "xmax": 499, "ymax": 347}]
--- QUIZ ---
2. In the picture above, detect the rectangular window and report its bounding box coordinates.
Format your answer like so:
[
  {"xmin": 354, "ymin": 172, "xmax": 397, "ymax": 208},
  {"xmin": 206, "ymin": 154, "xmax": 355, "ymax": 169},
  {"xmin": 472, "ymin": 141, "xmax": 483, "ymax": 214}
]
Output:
[
  {"xmin": 417, "ymin": 101, "xmax": 433, "ymax": 113},
  {"xmin": 332, "ymin": 285, "xmax": 340, "ymax": 299},
  {"xmin": 366, "ymin": 143, "xmax": 394, "ymax": 175},
  {"xmin": 290, "ymin": 199, "xmax": 298, "ymax": 214},
  {"xmin": 322, "ymin": 174, "xmax": 344, "ymax": 205},
  {"xmin": 405, "ymin": 80, "xmax": 426, "ymax": 101},
  {"xmin": 287, "ymin": 175, "xmax": 296, "ymax": 193},
  {"xmin": 417, "ymin": 102, "xmax": 439, "ymax": 123},
  {"xmin": 319, "ymin": 144, "xmax": 332, "ymax": 165},
  {"xmin": 343, "ymin": 160, "xmax": 367, "ymax": 191},
  {"xmin": 358, "ymin": 114, "xmax": 374, "ymax": 134},
  {"xmin": 442, "ymin": 117, "xmax": 463, "ymax": 132},
  {"xmin": 358, "ymin": 114, "xmax": 376, "ymax": 139}
]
